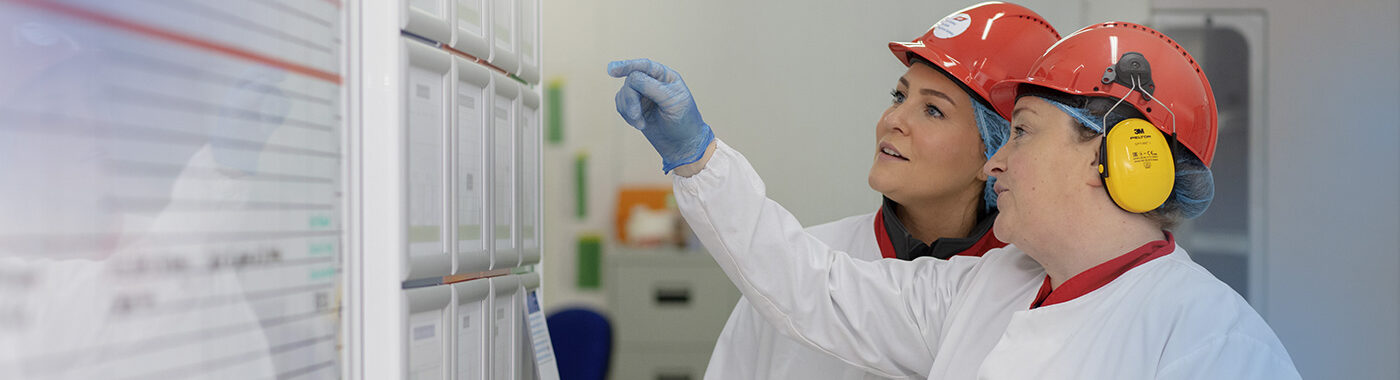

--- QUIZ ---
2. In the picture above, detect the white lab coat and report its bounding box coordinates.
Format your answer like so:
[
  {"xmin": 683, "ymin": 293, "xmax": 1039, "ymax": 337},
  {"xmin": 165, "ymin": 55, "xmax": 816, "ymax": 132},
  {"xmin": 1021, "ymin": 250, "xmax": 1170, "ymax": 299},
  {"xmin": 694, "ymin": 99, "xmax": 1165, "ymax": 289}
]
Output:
[
  {"xmin": 706, "ymin": 212, "xmax": 894, "ymax": 380},
  {"xmin": 675, "ymin": 140, "xmax": 1300, "ymax": 379}
]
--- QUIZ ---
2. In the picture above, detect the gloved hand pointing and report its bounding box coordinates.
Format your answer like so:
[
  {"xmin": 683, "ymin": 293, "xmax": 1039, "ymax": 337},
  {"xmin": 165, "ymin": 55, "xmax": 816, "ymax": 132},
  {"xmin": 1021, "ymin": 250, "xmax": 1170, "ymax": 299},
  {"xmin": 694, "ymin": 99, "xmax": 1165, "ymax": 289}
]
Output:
[{"xmin": 607, "ymin": 58, "xmax": 714, "ymax": 174}]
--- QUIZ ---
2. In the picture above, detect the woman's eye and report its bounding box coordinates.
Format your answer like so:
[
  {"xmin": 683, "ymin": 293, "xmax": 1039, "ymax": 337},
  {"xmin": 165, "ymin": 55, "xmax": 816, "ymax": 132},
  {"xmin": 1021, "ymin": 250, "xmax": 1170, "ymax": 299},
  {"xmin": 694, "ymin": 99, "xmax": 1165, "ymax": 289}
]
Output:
[
  {"xmin": 890, "ymin": 90, "xmax": 905, "ymax": 104},
  {"xmin": 1012, "ymin": 126, "xmax": 1028, "ymax": 139},
  {"xmin": 925, "ymin": 104, "xmax": 944, "ymax": 118}
]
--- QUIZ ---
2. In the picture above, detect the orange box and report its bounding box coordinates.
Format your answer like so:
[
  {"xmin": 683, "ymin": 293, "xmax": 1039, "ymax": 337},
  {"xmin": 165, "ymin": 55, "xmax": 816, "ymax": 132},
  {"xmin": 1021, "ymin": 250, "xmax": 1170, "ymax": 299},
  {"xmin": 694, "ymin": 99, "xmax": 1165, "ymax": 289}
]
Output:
[{"xmin": 614, "ymin": 186, "xmax": 672, "ymax": 243}]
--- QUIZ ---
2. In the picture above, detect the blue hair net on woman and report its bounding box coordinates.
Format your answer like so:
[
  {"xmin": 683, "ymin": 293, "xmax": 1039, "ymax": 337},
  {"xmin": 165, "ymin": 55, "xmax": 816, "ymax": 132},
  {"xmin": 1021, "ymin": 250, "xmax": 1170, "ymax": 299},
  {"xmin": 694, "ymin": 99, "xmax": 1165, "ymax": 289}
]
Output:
[
  {"xmin": 1036, "ymin": 96, "xmax": 1215, "ymax": 219},
  {"xmin": 971, "ymin": 98, "xmax": 1010, "ymax": 211}
]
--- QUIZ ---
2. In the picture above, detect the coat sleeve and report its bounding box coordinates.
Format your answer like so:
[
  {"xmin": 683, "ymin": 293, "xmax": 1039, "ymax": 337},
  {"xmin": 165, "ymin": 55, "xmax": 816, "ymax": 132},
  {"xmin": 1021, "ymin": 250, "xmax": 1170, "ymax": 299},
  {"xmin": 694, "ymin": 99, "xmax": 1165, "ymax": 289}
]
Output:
[
  {"xmin": 674, "ymin": 140, "xmax": 979, "ymax": 378},
  {"xmin": 1156, "ymin": 333, "xmax": 1302, "ymax": 380}
]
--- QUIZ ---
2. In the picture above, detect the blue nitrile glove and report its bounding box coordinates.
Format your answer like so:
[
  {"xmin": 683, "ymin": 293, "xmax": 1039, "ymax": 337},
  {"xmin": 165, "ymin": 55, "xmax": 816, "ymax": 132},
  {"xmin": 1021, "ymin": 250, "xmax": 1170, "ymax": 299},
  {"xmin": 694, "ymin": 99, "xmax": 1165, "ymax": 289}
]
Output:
[{"xmin": 607, "ymin": 58, "xmax": 714, "ymax": 174}]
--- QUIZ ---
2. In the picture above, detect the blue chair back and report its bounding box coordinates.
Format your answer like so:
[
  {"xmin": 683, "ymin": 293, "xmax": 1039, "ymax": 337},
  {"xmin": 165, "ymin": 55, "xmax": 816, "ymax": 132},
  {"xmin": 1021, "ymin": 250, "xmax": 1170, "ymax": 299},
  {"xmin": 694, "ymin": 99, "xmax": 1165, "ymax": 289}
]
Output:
[{"xmin": 547, "ymin": 307, "xmax": 612, "ymax": 380}]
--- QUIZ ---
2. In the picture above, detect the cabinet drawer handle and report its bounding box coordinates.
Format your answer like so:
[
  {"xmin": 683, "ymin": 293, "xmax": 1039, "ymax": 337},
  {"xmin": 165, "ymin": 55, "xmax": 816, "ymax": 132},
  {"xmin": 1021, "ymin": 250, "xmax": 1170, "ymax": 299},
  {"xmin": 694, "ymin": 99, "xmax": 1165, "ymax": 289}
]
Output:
[{"xmin": 654, "ymin": 287, "xmax": 690, "ymax": 305}]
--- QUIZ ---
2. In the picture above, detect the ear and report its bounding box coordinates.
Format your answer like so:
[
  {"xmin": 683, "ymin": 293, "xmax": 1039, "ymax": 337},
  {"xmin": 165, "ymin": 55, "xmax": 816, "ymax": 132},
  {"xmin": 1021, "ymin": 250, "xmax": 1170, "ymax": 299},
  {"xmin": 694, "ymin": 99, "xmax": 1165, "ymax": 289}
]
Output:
[{"xmin": 1083, "ymin": 138, "xmax": 1105, "ymax": 188}]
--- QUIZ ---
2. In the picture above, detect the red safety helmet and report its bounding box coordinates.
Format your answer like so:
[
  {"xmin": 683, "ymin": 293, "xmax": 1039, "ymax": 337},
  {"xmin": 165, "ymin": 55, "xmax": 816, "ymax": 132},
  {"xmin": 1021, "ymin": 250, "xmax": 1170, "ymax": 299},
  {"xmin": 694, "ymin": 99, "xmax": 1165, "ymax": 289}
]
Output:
[
  {"xmin": 888, "ymin": 1, "xmax": 1060, "ymax": 118},
  {"xmin": 989, "ymin": 22, "xmax": 1219, "ymax": 166}
]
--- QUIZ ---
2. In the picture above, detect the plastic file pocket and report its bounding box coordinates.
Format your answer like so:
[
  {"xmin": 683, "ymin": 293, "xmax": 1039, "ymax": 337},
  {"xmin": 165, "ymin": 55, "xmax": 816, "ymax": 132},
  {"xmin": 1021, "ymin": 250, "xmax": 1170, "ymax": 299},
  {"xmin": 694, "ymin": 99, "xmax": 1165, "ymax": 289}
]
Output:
[
  {"xmin": 517, "ymin": 273, "xmax": 542, "ymax": 379},
  {"xmin": 454, "ymin": 279, "xmax": 492, "ymax": 379},
  {"xmin": 403, "ymin": 0, "xmax": 453, "ymax": 44},
  {"xmin": 518, "ymin": 90, "xmax": 541, "ymax": 266},
  {"xmin": 455, "ymin": 58, "xmax": 494, "ymax": 275},
  {"xmin": 406, "ymin": 285, "xmax": 453, "ymax": 380},
  {"xmin": 516, "ymin": 0, "xmax": 540, "ymax": 83},
  {"xmin": 452, "ymin": 0, "xmax": 491, "ymax": 59},
  {"xmin": 490, "ymin": 275, "xmax": 522, "ymax": 379},
  {"xmin": 491, "ymin": 73, "xmax": 520, "ymax": 270},
  {"xmin": 404, "ymin": 38, "xmax": 454, "ymax": 280},
  {"xmin": 488, "ymin": 0, "xmax": 518, "ymax": 73}
]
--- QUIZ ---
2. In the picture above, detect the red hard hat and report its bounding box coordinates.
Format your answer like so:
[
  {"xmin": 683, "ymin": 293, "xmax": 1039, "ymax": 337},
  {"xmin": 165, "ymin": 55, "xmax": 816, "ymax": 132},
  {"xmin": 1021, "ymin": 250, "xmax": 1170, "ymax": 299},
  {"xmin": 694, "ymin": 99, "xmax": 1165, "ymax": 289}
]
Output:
[
  {"xmin": 989, "ymin": 22, "xmax": 1219, "ymax": 166},
  {"xmin": 888, "ymin": 1, "xmax": 1060, "ymax": 118}
]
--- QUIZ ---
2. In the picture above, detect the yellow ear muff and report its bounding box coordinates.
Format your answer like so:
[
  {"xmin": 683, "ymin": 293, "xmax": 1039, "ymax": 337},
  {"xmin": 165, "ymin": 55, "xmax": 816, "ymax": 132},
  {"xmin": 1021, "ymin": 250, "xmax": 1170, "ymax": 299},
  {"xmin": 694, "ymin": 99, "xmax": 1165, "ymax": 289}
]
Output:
[{"xmin": 1101, "ymin": 118, "xmax": 1174, "ymax": 213}]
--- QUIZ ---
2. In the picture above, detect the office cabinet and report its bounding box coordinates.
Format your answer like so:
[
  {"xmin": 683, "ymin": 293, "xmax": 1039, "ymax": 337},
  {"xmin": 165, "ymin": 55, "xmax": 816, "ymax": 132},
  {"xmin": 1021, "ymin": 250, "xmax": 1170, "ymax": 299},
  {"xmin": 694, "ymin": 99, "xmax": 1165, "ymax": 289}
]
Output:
[{"xmin": 608, "ymin": 249, "xmax": 741, "ymax": 379}]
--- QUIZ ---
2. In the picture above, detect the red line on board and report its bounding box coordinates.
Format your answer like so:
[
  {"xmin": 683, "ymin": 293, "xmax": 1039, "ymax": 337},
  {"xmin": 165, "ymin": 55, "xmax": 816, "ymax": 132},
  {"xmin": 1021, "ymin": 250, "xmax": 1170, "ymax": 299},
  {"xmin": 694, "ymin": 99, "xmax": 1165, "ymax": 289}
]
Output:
[{"xmin": 10, "ymin": 0, "xmax": 343, "ymax": 85}]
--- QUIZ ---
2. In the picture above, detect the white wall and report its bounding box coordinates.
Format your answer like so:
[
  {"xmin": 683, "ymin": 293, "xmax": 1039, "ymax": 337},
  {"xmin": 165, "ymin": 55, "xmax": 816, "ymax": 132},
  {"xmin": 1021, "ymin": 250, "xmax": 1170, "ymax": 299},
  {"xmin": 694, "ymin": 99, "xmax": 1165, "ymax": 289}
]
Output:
[{"xmin": 1150, "ymin": 0, "xmax": 1400, "ymax": 378}]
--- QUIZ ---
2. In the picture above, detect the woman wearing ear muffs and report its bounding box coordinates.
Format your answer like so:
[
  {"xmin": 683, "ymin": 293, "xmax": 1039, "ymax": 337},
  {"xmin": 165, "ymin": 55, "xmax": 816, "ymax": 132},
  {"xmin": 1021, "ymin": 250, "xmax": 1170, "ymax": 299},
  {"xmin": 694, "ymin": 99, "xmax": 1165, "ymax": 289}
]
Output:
[{"xmin": 609, "ymin": 21, "xmax": 1302, "ymax": 379}]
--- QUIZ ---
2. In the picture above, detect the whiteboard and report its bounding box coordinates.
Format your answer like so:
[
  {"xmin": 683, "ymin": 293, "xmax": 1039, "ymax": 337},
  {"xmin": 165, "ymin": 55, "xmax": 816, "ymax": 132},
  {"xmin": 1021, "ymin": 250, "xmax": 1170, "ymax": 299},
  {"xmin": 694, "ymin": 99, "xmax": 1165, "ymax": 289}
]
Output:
[
  {"xmin": 0, "ymin": 0, "xmax": 545, "ymax": 378},
  {"xmin": 0, "ymin": 1, "xmax": 343, "ymax": 378}
]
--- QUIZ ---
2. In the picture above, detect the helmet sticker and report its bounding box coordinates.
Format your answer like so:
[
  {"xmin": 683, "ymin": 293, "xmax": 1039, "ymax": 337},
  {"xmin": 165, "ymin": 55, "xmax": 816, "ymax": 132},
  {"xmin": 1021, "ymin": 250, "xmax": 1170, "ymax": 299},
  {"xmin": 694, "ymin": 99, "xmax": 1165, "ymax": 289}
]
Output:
[{"xmin": 932, "ymin": 13, "xmax": 972, "ymax": 39}]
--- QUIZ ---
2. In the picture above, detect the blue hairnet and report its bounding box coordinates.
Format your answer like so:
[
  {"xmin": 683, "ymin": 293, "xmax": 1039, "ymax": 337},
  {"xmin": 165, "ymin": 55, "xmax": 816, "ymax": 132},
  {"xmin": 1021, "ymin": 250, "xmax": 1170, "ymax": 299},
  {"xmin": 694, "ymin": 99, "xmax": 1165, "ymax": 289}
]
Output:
[
  {"xmin": 1033, "ymin": 96, "xmax": 1215, "ymax": 220},
  {"xmin": 972, "ymin": 98, "xmax": 1009, "ymax": 211}
]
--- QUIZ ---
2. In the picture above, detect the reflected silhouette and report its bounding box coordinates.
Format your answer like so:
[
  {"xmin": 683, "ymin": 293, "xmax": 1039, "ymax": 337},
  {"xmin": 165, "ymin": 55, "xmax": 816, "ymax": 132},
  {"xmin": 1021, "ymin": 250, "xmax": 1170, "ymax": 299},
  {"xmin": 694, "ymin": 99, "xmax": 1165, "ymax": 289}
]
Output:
[{"xmin": 0, "ymin": 3, "xmax": 342, "ymax": 379}]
